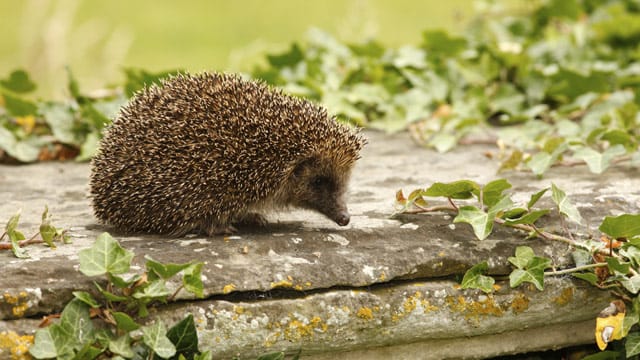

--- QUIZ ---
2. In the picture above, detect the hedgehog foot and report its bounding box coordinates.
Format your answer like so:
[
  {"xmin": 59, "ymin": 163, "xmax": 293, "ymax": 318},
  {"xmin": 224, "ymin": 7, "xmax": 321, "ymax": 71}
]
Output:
[
  {"xmin": 201, "ymin": 222, "xmax": 237, "ymax": 236},
  {"xmin": 235, "ymin": 212, "xmax": 269, "ymax": 227}
]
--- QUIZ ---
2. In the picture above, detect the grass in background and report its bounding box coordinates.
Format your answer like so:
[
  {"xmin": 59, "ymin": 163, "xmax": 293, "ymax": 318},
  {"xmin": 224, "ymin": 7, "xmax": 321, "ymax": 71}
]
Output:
[{"xmin": 0, "ymin": 0, "xmax": 521, "ymax": 97}]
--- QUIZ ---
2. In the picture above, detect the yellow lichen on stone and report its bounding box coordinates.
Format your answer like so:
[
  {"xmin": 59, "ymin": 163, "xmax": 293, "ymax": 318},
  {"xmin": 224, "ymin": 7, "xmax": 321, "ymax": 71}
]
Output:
[
  {"xmin": 270, "ymin": 279, "xmax": 293, "ymax": 289},
  {"xmin": 379, "ymin": 272, "xmax": 386, "ymax": 281},
  {"xmin": 282, "ymin": 315, "xmax": 326, "ymax": 341},
  {"xmin": 446, "ymin": 295, "xmax": 505, "ymax": 323},
  {"xmin": 0, "ymin": 330, "xmax": 34, "ymax": 360},
  {"xmin": 357, "ymin": 307, "xmax": 374, "ymax": 320},
  {"xmin": 510, "ymin": 293, "xmax": 530, "ymax": 314},
  {"xmin": 392, "ymin": 291, "xmax": 433, "ymax": 322},
  {"xmin": 222, "ymin": 284, "xmax": 236, "ymax": 294},
  {"xmin": 3, "ymin": 292, "xmax": 30, "ymax": 318},
  {"xmin": 554, "ymin": 287, "xmax": 574, "ymax": 306}
]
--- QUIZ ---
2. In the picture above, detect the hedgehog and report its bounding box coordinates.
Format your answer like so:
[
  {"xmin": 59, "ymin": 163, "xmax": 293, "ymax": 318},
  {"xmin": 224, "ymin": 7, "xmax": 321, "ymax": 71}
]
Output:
[{"xmin": 89, "ymin": 72, "xmax": 365, "ymax": 236}]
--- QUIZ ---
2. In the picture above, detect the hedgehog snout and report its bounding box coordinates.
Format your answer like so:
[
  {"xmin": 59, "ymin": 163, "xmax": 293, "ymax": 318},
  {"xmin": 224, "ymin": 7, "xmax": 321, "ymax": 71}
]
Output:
[{"xmin": 334, "ymin": 210, "xmax": 350, "ymax": 226}]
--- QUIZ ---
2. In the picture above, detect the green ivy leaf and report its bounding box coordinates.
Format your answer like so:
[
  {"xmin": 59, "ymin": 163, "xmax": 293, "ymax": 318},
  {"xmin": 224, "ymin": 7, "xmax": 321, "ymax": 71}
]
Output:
[
  {"xmin": 572, "ymin": 272, "xmax": 598, "ymax": 286},
  {"xmin": 503, "ymin": 209, "xmax": 550, "ymax": 225},
  {"xmin": 257, "ymin": 352, "xmax": 286, "ymax": 360},
  {"xmin": 108, "ymin": 334, "xmax": 134, "ymax": 358},
  {"xmin": 167, "ymin": 314, "xmax": 199, "ymax": 359},
  {"xmin": 527, "ymin": 188, "xmax": 549, "ymax": 209},
  {"xmin": 508, "ymin": 246, "xmax": 552, "ymax": 290},
  {"xmin": 0, "ymin": 69, "xmax": 36, "ymax": 93},
  {"xmin": 141, "ymin": 321, "xmax": 177, "ymax": 359},
  {"xmin": 454, "ymin": 206, "xmax": 492, "ymax": 240},
  {"xmin": 40, "ymin": 205, "xmax": 56, "ymax": 248},
  {"xmin": 1, "ymin": 91, "xmax": 38, "ymax": 116},
  {"xmin": 620, "ymin": 274, "xmax": 640, "ymax": 294},
  {"xmin": 145, "ymin": 256, "xmax": 192, "ymax": 280},
  {"xmin": 60, "ymin": 299, "xmax": 94, "ymax": 346},
  {"xmin": 479, "ymin": 179, "xmax": 512, "ymax": 207},
  {"xmin": 508, "ymin": 246, "xmax": 535, "ymax": 269},
  {"xmin": 424, "ymin": 180, "xmax": 479, "ymax": 199},
  {"xmin": 509, "ymin": 256, "xmax": 551, "ymax": 291},
  {"xmin": 606, "ymin": 257, "xmax": 630, "ymax": 275},
  {"xmin": 29, "ymin": 327, "xmax": 58, "ymax": 359},
  {"xmin": 79, "ymin": 232, "xmax": 134, "ymax": 276},
  {"xmin": 113, "ymin": 311, "xmax": 140, "ymax": 332},
  {"xmin": 551, "ymin": 183, "xmax": 583, "ymax": 225},
  {"xmin": 133, "ymin": 279, "xmax": 171, "ymax": 300},
  {"xmin": 460, "ymin": 261, "xmax": 495, "ymax": 293},
  {"xmin": 183, "ymin": 263, "xmax": 205, "ymax": 298},
  {"xmin": 572, "ymin": 145, "xmax": 626, "ymax": 174},
  {"xmin": 626, "ymin": 332, "xmax": 640, "ymax": 357},
  {"xmin": 72, "ymin": 291, "xmax": 100, "ymax": 308},
  {"xmin": 599, "ymin": 214, "xmax": 640, "ymax": 239}
]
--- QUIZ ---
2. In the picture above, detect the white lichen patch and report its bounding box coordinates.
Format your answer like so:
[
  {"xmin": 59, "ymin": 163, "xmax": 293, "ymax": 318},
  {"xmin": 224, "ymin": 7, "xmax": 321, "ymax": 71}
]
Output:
[
  {"xmin": 324, "ymin": 234, "xmax": 349, "ymax": 246},
  {"xmin": 177, "ymin": 238, "xmax": 210, "ymax": 246},
  {"xmin": 267, "ymin": 249, "xmax": 313, "ymax": 266},
  {"xmin": 290, "ymin": 237, "xmax": 303, "ymax": 244},
  {"xmin": 400, "ymin": 223, "xmax": 419, "ymax": 230}
]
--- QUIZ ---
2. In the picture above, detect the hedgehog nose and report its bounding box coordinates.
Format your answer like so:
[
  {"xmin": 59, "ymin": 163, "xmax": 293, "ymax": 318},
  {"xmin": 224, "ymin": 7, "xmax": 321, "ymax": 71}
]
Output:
[{"xmin": 335, "ymin": 211, "xmax": 350, "ymax": 226}]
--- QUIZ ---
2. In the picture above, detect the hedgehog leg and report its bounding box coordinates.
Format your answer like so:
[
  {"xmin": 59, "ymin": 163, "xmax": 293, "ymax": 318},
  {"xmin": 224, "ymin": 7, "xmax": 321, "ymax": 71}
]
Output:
[
  {"xmin": 200, "ymin": 216, "xmax": 237, "ymax": 236},
  {"xmin": 234, "ymin": 212, "xmax": 269, "ymax": 227}
]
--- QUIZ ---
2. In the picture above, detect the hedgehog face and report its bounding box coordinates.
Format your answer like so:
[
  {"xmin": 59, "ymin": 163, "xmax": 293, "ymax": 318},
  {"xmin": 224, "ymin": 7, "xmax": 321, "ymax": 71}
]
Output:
[{"xmin": 286, "ymin": 157, "xmax": 352, "ymax": 226}]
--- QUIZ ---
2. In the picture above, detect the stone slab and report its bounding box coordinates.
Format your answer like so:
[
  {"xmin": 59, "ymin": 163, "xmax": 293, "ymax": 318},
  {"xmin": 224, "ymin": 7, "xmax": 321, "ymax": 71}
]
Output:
[{"xmin": 1, "ymin": 130, "xmax": 638, "ymax": 358}]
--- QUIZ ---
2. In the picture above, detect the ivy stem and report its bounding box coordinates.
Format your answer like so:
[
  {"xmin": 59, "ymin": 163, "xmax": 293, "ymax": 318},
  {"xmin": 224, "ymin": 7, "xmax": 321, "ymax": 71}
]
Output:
[
  {"xmin": 398, "ymin": 204, "xmax": 457, "ymax": 214},
  {"xmin": 544, "ymin": 262, "xmax": 606, "ymax": 276},
  {"xmin": 168, "ymin": 285, "xmax": 184, "ymax": 302},
  {"xmin": 447, "ymin": 197, "xmax": 458, "ymax": 212}
]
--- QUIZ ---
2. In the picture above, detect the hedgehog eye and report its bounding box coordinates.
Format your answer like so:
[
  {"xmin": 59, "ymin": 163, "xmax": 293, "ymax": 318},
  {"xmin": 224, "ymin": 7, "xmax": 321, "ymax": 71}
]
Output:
[{"xmin": 312, "ymin": 176, "xmax": 329, "ymax": 188}]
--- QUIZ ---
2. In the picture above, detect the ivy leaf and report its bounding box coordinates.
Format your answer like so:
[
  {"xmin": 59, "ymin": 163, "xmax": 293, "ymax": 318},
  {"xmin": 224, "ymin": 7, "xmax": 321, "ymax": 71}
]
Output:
[
  {"xmin": 133, "ymin": 279, "xmax": 171, "ymax": 300},
  {"xmin": 460, "ymin": 261, "xmax": 495, "ymax": 293},
  {"xmin": 599, "ymin": 214, "xmax": 640, "ymax": 239},
  {"xmin": 527, "ymin": 188, "xmax": 549, "ymax": 209},
  {"xmin": 508, "ymin": 246, "xmax": 552, "ymax": 291},
  {"xmin": 424, "ymin": 180, "xmax": 479, "ymax": 199},
  {"xmin": 626, "ymin": 332, "xmax": 640, "ymax": 357},
  {"xmin": 79, "ymin": 232, "xmax": 134, "ymax": 276},
  {"xmin": 606, "ymin": 257, "xmax": 630, "ymax": 275},
  {"xmin": 551, "ymin": 183, "xmax": 583, "ymax": 225},
  {"xmin": 503, "ymin": 209, "xmax": 550, "ymax": 225},
  {"xmin": 59, "ymin": 299, "xmax": 94, "ymax": 348},
  {"xmin": 508, "ymin": 246, "xmax": 535, "ymax": 269},
  {"xmin": 29, "ymin": 325, "xmax": 73, "ymax": 359},
  {"xmin": 257, "ymin": 353, "xmax": 286, "ymax": 360},
  {"xmin": 0, "ymin": 69, "xmax": 36, "ymax": 93},
  {"xmin": 145, "ymin": 256, "xmax": 192, "ymax": 280},
  {"xmin": 572, "ymin": 272, "xmax": 598, "ymax": 286},
  {"xmin": 509, "ymin": 256, "xmax": 551, "ymax": 291},
  {"xmin": 113, "ymin": 311, "xmax": 140, "ymax": 332},
  {"xmin": 141, "ymin": 321, "xmax": 177, "ymax": 359},
  {"xmin": 454, "ymin": 206, "xmax": 492, "ymax": 240},
  {"xmin": 72, "ymin": 291, "xmax": 100, "ymax": 308},
  {"xmin": 40, "ymin": 205, "xmax": 56, "ymax": 248},
  {"xmin": 5, "ymin": 210, "xmax": 20, "ymax": 233},
  {"xmin": 619, "ymin": 274, "xmax": 640, "ymax": 294},
  {"xmin": 166, "ymin": 314, "xmax": 199, "ymax": 359},
  {"xmin": 183, "ymin": 263, "xmax": 205, "ymax": 298},
  {"xmin": 572, "ymin": 145, "xmax": 626, "ymax": 174},
  {"xmin": 6, "ymin": 211, "xmax": 28, "ymax": 258},
  {"xmin": 479, "ymin": 179, "xmax": 512, "ymax": 207},
  {"xmin": 1, "ymin": 91, "xmax": 38, "ymax": 116},
  {"xmin": 108, "ymin": 334, "xmax": 134, "ymax": 358}
]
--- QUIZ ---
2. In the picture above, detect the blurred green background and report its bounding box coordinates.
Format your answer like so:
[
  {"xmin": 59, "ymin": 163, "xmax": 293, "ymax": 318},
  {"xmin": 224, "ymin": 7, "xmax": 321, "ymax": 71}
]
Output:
[{"xmin": 0, "ymin": 0, "xmax": 520, "ymax": 97}]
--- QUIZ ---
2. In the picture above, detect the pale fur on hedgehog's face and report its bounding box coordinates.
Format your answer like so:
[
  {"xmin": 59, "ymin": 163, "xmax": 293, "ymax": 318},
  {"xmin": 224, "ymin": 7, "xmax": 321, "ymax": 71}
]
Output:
[{"xmin": 284, "ymin": 156, "xmax": 353, "ymax": 226}]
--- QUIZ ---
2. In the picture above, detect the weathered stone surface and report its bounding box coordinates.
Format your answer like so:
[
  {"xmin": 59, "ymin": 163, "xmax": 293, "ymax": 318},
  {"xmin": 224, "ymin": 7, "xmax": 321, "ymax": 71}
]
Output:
[{"xmin": 1, "ymin": 130, "xmax": 638, "ymax": 358}]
